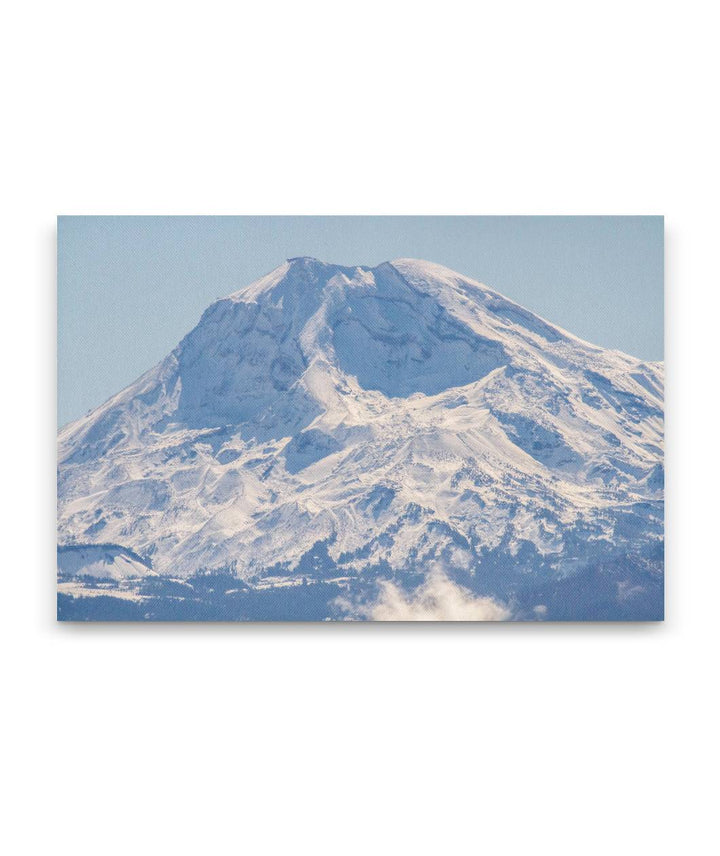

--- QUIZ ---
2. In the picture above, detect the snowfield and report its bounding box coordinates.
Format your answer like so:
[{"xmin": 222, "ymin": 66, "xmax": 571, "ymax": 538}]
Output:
[{"xmin": 57, "ymin": 258, "xmax": 663, "ymax": 620}]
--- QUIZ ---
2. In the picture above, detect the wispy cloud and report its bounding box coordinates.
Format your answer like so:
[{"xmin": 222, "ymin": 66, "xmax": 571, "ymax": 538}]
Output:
[{"xmin": 341, "ymin": 568, "xmax": 511, "ymax": 621}]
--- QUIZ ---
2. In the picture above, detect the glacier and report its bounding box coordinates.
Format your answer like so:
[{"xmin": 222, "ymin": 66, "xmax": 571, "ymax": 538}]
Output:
[{"xmin": 57, "ymin": 257, "xmax": 663, "ymax": 620}]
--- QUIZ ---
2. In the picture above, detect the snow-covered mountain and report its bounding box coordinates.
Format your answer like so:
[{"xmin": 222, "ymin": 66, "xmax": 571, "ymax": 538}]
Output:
[{"xmin": 57, "ymin": 258, "xmax": 663, "ymax": 620}]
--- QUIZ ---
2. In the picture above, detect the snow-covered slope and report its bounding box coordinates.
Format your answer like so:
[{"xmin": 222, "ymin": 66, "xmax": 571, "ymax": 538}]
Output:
[
  {"xmin": 57, "ymin": 258, "xmax": 663, "ymax": 619},
  {"xmin": 57, "ymin": 544, "xmax": 154, "ymax": 580}
]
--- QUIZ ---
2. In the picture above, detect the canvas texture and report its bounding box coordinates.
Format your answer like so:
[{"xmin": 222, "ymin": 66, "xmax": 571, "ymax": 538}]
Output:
[{"xmin": 57, "ymin": 217, "xmax": 664, "ymax": 621}]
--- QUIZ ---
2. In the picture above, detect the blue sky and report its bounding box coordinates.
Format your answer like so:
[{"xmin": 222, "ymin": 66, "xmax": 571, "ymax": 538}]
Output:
[{"xmin": 58, "ymin": 215, "xmax": 663, "ymax": 427}]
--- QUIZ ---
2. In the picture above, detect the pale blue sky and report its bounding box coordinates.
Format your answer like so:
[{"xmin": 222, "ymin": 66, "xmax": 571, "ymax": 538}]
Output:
[{"xmin": 58, "ymin": 215, "xmax": 663, "ymax": 427}]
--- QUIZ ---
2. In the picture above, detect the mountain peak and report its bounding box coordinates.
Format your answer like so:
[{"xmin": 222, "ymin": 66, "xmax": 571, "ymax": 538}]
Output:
[
  {"xmin": 57, "ymin": 255, "xmax": 663, "ymax": 619},
  {"xmin": 227, "ymin": 256, "xmax": 366, "ymax": 303}
]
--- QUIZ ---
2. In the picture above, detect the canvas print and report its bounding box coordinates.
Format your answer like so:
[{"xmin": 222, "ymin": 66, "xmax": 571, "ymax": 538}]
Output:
[{"xmin": 57, "ymin": 216, "xmax": 664, "ymax": 621}]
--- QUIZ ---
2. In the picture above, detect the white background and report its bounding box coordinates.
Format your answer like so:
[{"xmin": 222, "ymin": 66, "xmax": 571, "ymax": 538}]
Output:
[{"xmin": 2, "ymin": 2, "xmax": 718, "ymax": 854}]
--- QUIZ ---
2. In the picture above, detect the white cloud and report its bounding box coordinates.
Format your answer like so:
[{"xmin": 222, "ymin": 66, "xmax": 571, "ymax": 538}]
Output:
[{"xmin": 344, "ymin": 568, "xmax": 511, "ymax": 621}]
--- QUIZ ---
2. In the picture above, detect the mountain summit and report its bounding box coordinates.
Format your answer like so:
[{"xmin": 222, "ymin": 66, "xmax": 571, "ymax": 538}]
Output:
[{"xmin": 58, "ymin": 259, "xmax": 664, "ymax": 619}]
